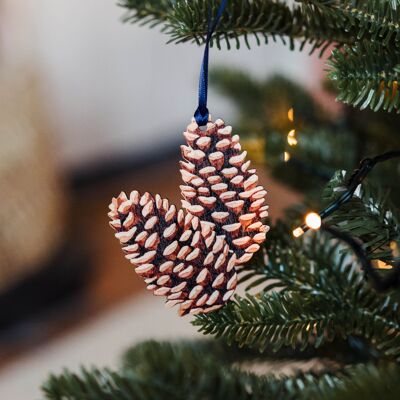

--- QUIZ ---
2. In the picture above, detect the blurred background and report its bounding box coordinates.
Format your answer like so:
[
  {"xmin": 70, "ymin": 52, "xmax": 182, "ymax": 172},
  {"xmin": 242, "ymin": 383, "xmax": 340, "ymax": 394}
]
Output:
[{"xmin": 0, "ymin": 1, "xmax": 320, "ymax": 398}]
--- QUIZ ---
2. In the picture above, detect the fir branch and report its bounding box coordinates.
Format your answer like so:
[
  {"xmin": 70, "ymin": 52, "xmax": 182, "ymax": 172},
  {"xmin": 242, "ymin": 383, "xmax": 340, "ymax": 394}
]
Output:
[
  {"xmin": 122, "ymin": 338, "xmax": 373, "ymax": 366},
  {"xmin": 299, "ymin": 0, "xmax": 400, "ymax": 48},
  {"xmin": 120, "ymin": 0, "xmax": 400, "ymax": 51},
  {"xmin": 209, "ymin": 68, "xmax": 359, "ymax": 194},
  {"xmin": 328, "ymin": 43, "xmax": 400, "ymax": 113},
  {"xmin": 42, "ymin": 340, "xmax": 342, "ymax": 400},
  {"xmin": 42, "ymin": 341, "xmax": 400, "ymax": 399},
  {"xmin": 193, "ymin": 291, "xmax": 352, "ymax": 353},
  {"xmin": 170, "ymin": 0, "xmax": 294, "ymax": 48},
  {"xmin": 120, "ymin": 1, "xmax": 400, "ymax": 110},
  {"xmin": 194, "ymin": 290, "xmax": 400, "ymax": 360},
  {"xmin": 121, "ymin": 0, "xmax": 295, "ymax": 48},
  {"xmin": 119, "ymin": 0, "xmax": 349, "ymax": 50},
  {"xmin": 209, "ymin": 68, "xmax": 324, "ymax": 126},
  {"xmin": 238, "ymin": 223, "xmax": 357, "ymax": 299},
  {"xmin": 194, "ymin": 222, "xmax": 400, "ymax": 359},
  {"xmin": 315, "ymin": 363, "xmax": 400, "ymax": 400},
  {"xmin": 118, "ymin": 0, "xmax": 171, "ymax": 27},
  {"xmin": 322, "ymin": 169, "xmax": 400, "ymax": 262}
]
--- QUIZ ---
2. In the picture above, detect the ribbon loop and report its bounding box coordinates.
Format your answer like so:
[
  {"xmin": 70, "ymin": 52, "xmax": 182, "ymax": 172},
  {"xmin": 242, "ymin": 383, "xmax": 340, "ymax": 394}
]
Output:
[{"xmin": 194, "ymin": 0, "xmax": 227, "ymax": 126}]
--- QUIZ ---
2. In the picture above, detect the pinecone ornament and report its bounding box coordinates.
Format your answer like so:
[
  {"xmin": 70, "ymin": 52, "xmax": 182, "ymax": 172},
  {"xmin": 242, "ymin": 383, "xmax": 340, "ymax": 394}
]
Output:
[{"xmin": 108, "ymin": 118, "xmax": 269, "ymax": 316}]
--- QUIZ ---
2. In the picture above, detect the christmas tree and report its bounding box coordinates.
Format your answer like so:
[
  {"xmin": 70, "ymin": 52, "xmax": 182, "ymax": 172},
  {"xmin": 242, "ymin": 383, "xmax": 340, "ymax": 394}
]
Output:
[{"xmin": 42, "ymin": 1, "xmax": 400, "ymax": 398}]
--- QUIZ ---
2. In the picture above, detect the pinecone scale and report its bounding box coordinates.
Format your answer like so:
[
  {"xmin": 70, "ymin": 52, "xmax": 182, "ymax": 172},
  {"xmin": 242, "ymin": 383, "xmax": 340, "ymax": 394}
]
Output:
[
  {"xmin": 180, "ymin": 118, "xmax": 269, "ymax": 262},
  {"xmin": 108, "ymin": 118, "xmax": 269, "ymax": 316}
]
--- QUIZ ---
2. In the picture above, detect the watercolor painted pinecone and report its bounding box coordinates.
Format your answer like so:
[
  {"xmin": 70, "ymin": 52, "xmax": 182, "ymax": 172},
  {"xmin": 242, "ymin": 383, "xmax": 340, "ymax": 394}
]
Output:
[{"xmin": 108, "ymin": 118, "xmax": 269, "ymax": 316}]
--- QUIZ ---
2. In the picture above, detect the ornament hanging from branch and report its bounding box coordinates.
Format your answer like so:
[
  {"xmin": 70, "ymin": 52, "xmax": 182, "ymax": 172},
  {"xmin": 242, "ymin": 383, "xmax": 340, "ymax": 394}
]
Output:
[
  {"xmin": 108, "ymin": 118, "xmax": 269, "ymax": 315},
  {"xmin": 108, "ymin": 1, "xmax": 268, "ymax": 315}
]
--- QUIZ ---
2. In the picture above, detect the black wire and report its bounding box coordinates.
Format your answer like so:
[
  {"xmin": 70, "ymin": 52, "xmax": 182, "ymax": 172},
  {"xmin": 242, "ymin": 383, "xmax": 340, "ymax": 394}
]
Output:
[
  {"xmin": 299, "ymin": 150, "xmax": 400, "ymax": 234},
  {"xmin": 295, "ymin": 150, "xmax": 400, "ymax": 290},
  {"xmin": 321, "ymin": 224, "xmax": 400, "ymax": 292}
]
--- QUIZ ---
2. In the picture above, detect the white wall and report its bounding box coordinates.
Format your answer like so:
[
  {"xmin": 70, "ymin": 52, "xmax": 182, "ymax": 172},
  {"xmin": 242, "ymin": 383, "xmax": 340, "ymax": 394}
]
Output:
[{"xmin": 1, "ymin": 0, "xmax": 315, "ymax": 170}]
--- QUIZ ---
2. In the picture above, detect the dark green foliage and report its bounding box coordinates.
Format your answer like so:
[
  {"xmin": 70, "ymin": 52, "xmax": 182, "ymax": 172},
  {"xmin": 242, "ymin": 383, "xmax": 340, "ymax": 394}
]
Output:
[
  {"xmin": 210, "ymin": 68, "xmax": 325, "ymax": 130},
  {"xmin": 119, "ymin": 0, "xmax": 400, "ymax": 49},
  {"xmin": 194, "ymin": 291, "xmax": 349, "ymax": 352},
  {"xmin": 209, "ymin": 67, "xmax": 400, "ymax": 200},
  {"xmin": 120, "ymin": 0, "xmax": 400, "ymax": 112},
  {"xmin": 194, "ymin": 224, "xmax": 400, "ymax": 361},
  {"xmin": 288, "ymin": 0, "xmax": 400, "ymax": 112},
  {"xmin": 118, "ymin": 0, "xmax": 171, "ymax": 27},
  {"xmin": 322, "ymin": 170, "xmax": 400, "ymax": 263},
  {"xmin": 305, "ymin": 0, "xmax": 400, "ymax": 112},
  {"xmin": 120, "ymin": 0, "xmax": 298, "ymax": 48},
  {"xmin": 209, "ymin": 69, "xmax": 341, "ymax": 193},
  {"xmin": 210, "ymin": 69, "xmax": 357, "ymax": 194},
  {"xmin": 42, "ymin": 221, "xmax": 400, "ymax": 398},
  {"xmin": 41, "ymin": 340, "xmax": 337, "ymax": 400},
  {"xmin": 299, "ymin": 0, "xmax": 400, "ymax": 47},
  {"xmin": 328, "ymin": 43, "xmax": 400, "ymax": 113},
  {"xmin": 119, "ymin": 0, "xmax": 370, "ymax": 54},
  {"xmin": 42, "ymin": 340, "xmax": 400, "ymax": 399},
  {"xmin": 318, "ymin": 363, "xmax": 400, "ymax": 400},
  {"xmin": 120, "ymin": 0, "xmax": 311, "ymax": 49}
]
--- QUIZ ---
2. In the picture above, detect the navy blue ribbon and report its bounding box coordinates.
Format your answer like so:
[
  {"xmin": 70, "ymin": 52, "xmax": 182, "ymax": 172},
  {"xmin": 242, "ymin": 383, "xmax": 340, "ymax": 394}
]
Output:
[{"xmin": 194, "ymin": 0, "xmax": 228, "ymax": 126}]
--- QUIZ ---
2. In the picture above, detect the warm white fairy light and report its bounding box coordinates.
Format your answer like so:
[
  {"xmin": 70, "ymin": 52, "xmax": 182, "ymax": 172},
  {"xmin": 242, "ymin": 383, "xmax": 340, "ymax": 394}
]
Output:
[
  {"xmin": 374, "ymin": 260, "xmax": 393, "ymax": 270},
  {"xmin": 373, "ymin": 241, "xmax": 399, "ymax": 269},
  {"xmin": 292, "ymin": 227, "xmax": 304, "ymax": 238},
  {"xmin": 305, "ymin": 212, "xmax": 322, "ymax": 230},
  {"xmin": 390, "ymin": 240, "xmax": 399, "ymax": 257},
  {"xmin": 292, "ymin": 212, "xmax": 322, "ymax": 238},
  {"xmin": 284, "ymin": 151, "xmax": 290, "ymax": 162},
  {"xmin": 288, "ymin": 108, "xmax": 294, "ymax": 122},
  {"xmin": 287, "ymin": 129, "xmax": 297, "ymax": 146}
]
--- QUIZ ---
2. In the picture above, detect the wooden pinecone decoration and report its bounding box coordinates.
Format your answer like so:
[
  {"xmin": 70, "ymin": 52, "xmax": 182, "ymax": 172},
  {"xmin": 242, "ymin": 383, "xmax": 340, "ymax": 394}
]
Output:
[{"xmin": 108, "ymin": 118, "xmax": 269, "ymax": 316}]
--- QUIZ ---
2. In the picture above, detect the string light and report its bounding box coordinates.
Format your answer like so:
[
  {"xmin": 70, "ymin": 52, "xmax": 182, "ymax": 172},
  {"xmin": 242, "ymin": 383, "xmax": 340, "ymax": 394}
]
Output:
[
  {"xmin": 287, "ymin": 130, "xmax": 297, "ymax": 146},
  {"xmin": 292, "ymin": 227, "xmax": 304, "ymax": 238},
  {"xmin": 305, "ymin": 212, "xmax": 322, "ymax": 230},
  {"xmin": 292, "ymin": 150, "xmax": 400, "ymax": 239},
  {"xmin": 390, "ymin": 240, "xmax": 399, "ymax": 257},
  {"xmin": 322, "ymin": 224, "xmax": 400, "ymax": 292},
  {"xmin": 288, "ymin": 107, "xmax": 294, "ymax": 122},
  {"xmin": 285, "ymin": 108, "xmax": 296, "ymax": 152},
  {"xmin": 373, "ymin": 260, "xmax": 393, "ymax": 270},
  {"xmin": 372, "ymin": 242, "xmax": 399, "ymax": 269},
  {"xmin": 292, "ymin": 212, "xmax": 321, "ymax": 237},
  {"xmin": 287, "ymin": 136, "xmax": 297, "ymax": 146}
]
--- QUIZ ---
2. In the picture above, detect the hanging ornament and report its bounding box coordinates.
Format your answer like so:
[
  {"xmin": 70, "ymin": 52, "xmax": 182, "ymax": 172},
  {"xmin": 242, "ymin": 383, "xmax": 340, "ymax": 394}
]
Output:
[
  {"xmin": 108, "ymin": 118, "xmax": 269, "ymax": 315},
  {"xmin": 107, "ymin": 0, "xmax": 270, "ymax": 315}
]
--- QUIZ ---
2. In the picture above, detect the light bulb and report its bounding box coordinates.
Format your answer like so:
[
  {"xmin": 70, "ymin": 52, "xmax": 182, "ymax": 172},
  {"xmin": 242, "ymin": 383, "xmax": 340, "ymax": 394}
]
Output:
[
  {"xmin": 288, "ymin": 108, "xmax": 294, "ymax": 122},
  {"xmin": 292, "ymin": 227, "xmax": 304, "ymax": 238},
  {"xmin": 373, "ymin": 260, "xmax": 393, "ymax": 270},
  {"xmin": 305, "ymin": 212, "xmax": 321, "ymax": 230},
  {"xmin": 284, "ymin": 151, "xmax": 290, "ymax": 162},
  {"xmin": 287, "ymin": 130, "xmax": 297, "ymax": 146}
]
